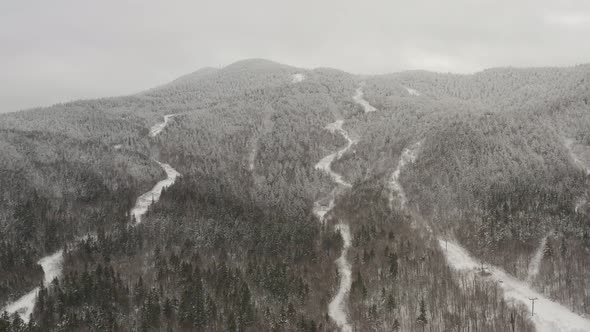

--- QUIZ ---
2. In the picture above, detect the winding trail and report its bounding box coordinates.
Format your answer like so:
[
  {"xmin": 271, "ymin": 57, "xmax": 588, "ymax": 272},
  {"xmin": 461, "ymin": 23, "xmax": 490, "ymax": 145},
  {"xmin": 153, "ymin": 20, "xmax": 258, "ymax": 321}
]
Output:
[
  {"xmin": 440, "ymin": 239, "xmax": 590, "ymax": 332},
  {"xmin": 149, "ymin": 114, "xmax": 178, "ymax": 137},
  {"xmin": 314, "ymin": 85, "xmax": 379, "ymax": 331},
  {"xmin": 3, "ymin": 251, "xmax": 63, "ymax": 320},
  {"xmin": 314, "ymin": 119, "xmax": 354, "ymax": 332},
  {"xmin": 389, "ymin": 143, "xmax": 421, "ymax": 210},
  {"xmin": 353, "ymin": 85, "xmax": 377, "ymax": 113},
  {"xmin": 130, "ymin": 162, "xmax": 180, "ymax": 224},
  {"xmin": 3, "ymin": 115, "xmax": 180, "ymax": 321}
]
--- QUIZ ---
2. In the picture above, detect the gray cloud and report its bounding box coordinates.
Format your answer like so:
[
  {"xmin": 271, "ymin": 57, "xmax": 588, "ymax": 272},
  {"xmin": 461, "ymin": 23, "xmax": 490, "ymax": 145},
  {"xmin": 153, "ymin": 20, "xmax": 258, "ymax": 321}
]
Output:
[{"xmin": 1, "ymin": 0, "xmax": 590, "ymax": 112}]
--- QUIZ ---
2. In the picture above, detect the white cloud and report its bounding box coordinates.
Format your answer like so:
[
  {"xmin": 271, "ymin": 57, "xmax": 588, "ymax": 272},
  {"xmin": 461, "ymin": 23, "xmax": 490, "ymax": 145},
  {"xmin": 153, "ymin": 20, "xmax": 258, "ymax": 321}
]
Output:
[{"xmin": 2, "ymin": 0, "xmax": 590, "ymax": 112}]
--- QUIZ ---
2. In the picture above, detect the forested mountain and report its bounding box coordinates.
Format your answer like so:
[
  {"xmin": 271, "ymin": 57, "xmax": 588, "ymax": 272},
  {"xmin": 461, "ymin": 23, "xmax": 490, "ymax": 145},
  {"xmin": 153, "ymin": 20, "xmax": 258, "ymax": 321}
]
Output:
[{"xmin": 1, "ymin": 59, "xmax": 589, "ymax": 331}]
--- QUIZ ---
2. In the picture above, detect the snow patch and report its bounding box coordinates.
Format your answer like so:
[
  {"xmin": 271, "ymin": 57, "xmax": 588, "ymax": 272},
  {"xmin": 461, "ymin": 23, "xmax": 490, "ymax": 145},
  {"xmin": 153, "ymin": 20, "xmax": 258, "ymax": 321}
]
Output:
[
  {"xmin": 440, "ymin": 239, "xmax": 590, "ymax": 332},
  {"xmin": 292, "ymin": 73, "xmax": 305, "ymax": 83},
  {"xmin": 353, "ymin": 86, "xmax": 377, "ymax": 113},
  {"xmin": 404, "ymin": 86, "xmax": 421, "ymax": 96}
]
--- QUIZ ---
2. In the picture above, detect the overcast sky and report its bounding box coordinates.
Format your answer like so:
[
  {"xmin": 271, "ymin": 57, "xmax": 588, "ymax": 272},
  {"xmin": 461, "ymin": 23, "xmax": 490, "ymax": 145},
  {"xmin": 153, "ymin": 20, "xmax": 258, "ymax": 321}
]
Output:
[{"xmin": 1, "ymin": 0, "xmax": 590, "ymax": 112}]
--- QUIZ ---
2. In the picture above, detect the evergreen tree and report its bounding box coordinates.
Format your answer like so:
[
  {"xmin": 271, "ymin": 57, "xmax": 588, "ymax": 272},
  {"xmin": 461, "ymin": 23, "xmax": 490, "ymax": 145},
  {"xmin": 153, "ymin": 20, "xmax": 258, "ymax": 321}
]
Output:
[{"xmin": 417, "ymin": 298, "xmax": 428, "ymax": 331}]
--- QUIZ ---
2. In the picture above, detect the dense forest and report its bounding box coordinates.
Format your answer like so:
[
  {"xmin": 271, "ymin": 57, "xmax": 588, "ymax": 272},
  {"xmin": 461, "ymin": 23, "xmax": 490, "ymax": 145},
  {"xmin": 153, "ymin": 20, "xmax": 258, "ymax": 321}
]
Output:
[{"xmin": 1, "ymin": 59, "xmax": 590, "ymax": 331}]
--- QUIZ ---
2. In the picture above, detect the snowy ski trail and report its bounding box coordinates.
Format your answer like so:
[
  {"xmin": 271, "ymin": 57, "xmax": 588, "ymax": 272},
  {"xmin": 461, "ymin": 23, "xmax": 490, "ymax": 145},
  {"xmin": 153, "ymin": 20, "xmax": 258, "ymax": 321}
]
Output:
[
  {"xmin": 149, "ymin": 114, "xmax": 178, "ymax": 137},
  {"xmin": 353, "ymin": 85, "xmax": 377, "ymax": 113},
  {"xmin": 526, "ymin": 235, "xmax": 548, "ymax": 284},
  {"xmin": 315, "ymin": 120, "xmax": 355, "ymax": 188},
  {"xmin": 314, "ymin": 119, "xmax": 355, "ymax": 331},
  {"xmin": 3, "ymin": 251, "xmax": 63, "ymax": 321},
  {"xmin": 328, "ymin": 223, "xmax": 353, "ymax": 332},
  {"xmin": 4, "ymin": 115, "xmax": 180, "ymax": 321},
  {"xmin": 130, "ymin": 161, "xmax": 180, "ymax": 223},
  {"xmin": 440, "ymin": 239, "xmax": 590, "ymax": 332}
]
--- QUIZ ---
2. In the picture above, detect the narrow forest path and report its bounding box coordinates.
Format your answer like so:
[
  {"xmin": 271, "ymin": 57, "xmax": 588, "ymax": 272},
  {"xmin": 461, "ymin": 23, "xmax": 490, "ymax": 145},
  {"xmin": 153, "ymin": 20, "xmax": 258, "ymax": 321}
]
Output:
[
  {"xmin": 526, "ymin": 234, "xmax": 548, "ymax": 284},
  {"xmin": 3, "ymin": 114, "xmax": 180, "ymax": 321},
  {"xmin": 388, "ymin": 143, "xmax": 421, "ymax": 210}
]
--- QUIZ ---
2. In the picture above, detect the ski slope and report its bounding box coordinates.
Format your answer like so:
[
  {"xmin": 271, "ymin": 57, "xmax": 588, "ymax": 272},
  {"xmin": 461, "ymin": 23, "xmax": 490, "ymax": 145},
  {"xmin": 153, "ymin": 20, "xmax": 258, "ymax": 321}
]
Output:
[
  {"xmin": 130, "ymin": 162, "xmax": 180, "ymax": 223},
  {"xmin": 149, "ymin": 114, "xmax": 178, "ymax": 137},
  {"xmin": 328, "ymin": 223, "xmax": 353, "ymax": 332},
  {"xmin": 440, "ymin": 239, "xmax": 590, "ymax": 332},
  {"xmin": 314, "ymin": 119, "xmax": 355, "ymax": 331},
  {"xmin": 353, "ymin": 86, "xmax": 377, "ymax": 113},
  {"xmin": 315, "ymin": 120, "xmax": 355, "ymax": 188},
  {"xmin": 3, "ymin": 250, "xmax": 63, "ymax": 322}
]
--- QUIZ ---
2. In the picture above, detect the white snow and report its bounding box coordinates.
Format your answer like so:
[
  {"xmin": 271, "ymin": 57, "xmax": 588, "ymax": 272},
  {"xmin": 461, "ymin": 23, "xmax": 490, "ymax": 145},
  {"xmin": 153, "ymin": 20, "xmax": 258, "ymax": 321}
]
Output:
[
  {"xmin": 130, "ymin": 162, "xmax": 180, "ymax": 224},
  {"xmin": 312, "ymin": 193, "xmax": 335, "ymax": 224},
  {"xmin": 389, "ymin": 143, "xmax": 421, "ymax": 210},
  {"xmin": 292, "ymin": 73, "xmax": 305, "ymax": 83},
  {"xmin": 314, "ymin": 119, "xmax": 355, "ymax": 331},
  {"xmin": 440, "ymin": 239, "xmax": 590, "ymax": 332},
  {"xmin": 149, "ymin": 114, "xmax": 178, "ymax": 137},
  {"xmin": 404, "ymin": 86, "xmax": 421, "ymax": 96},
  {"xmin": 328, "ymin": 223, "xmax": 353, "ymax": 332},
  {"xmin": 3, "ymin": 250, "xmax": 63, "ymax": 322},
  {"xmin": 526, "ymin": 235, "xmax": 548, "ymax": 284},
  {"xmin": 315, "ymin": 120, "xmax": 355, "ymax": 188},
  {"xmin": 353, "ymin": 86, "xmax": 377, "ymax": 113}
]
